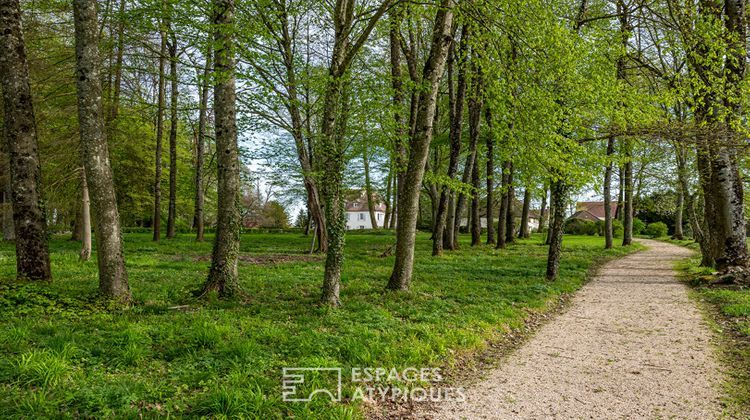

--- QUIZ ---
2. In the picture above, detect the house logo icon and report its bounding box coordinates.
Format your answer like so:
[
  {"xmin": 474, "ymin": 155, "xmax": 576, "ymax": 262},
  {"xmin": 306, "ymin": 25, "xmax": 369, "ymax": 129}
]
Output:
[{"xmin": 282, "ymin": 367, "xmax": 343, "ymax": 402}]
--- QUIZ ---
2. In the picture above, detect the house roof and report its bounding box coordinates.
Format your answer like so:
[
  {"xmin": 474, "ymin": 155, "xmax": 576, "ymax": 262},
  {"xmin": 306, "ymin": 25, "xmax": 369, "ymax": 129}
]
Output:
[
  {"xmin": 345, "ymin": 190, "xmax": 386, "ymax": 212},
  {"xmin": 575, "ymin": 201, "xmax": 617, "ymax": 220},
  {"xmin": 568, "ymin": 210, "xmax": 601, "ymax": 222}
]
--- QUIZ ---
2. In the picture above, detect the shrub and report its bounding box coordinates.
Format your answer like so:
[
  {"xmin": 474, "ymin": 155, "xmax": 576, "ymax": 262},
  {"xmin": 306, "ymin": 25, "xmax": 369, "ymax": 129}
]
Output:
[
  {"xmin": 632, "ymin": 217, "xmax": 646, "ymax": 235},
  {"xmin": 563, "ymin": 219, "xmax": 598, "ymax": 235},
  {"xmin": 594, "ymin": 219, "xmax": 624, "ymax": 238},
  {"xmin": 644, "ymin": 222, "xmax": 668, "ymax": 238}
]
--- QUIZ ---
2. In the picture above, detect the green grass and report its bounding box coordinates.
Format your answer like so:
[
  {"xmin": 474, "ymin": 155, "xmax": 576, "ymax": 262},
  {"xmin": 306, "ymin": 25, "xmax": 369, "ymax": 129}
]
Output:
[
  {"xmin": 0, "ymin": 231, "xmax": 638, "ymax": 418},
  {"xmin": 667, "ymin": 238, "xmax": 750, "ymax": 417}
]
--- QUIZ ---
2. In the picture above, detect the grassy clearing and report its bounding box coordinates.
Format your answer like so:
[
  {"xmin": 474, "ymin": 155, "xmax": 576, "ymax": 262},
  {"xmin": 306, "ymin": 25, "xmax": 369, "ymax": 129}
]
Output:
[
  {"xmin": 0, "ymin": 231, "xmax": 638, "ymax": 418},
  {"xmin": 667, "ymin": 238, "xmax": 750, "ymax": 417}
]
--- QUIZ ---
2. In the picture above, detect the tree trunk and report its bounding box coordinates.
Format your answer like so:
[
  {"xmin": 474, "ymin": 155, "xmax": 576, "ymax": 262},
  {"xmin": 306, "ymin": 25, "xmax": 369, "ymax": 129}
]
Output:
[
  {"xmin": 539, "ymin": 186, "xmax": 548, "ymax": 233},
  {"xmin": 546, "ymin": 180, "xmax": 568, "ymax": 280},
  {"xmin": 434, "ymin": 25, "xmax": 468, "ymax": 254},
  {"xmin": 153, "ymin": 14, "xmax": 167, "ymax": 242},
  {"xmin": 505, "ymin": 162, "xmax": 515, "ymax": 243},
  {"xmin": 200, "ymin": 0, "xmax": 241, "ymax": 298},
  {"xmin": 383, "ymin": 160, "xmax": 393, "ymax": 229},
  {"xmin": 470, "ymin": 152, "xmax": 481, "ymax": 246},
  {"xmin": 387, "ymin": 0, "xmax": 454, "ymax": 290},
  {"xmin": 109, "ymin": 0, "xmax": 126, "ymax": 122},
  {"xmin": 520, "ymin": 188, "xmax": 531, "ymax": 238},
  {"xmin": 616, "ymin": 166, "xmax": 624, "ymax": 220},
  {"xmin": 73, "ymin": 0, "xmax": 130, "ymax": 300},
  {"xmin": 363, "ymin": 148, "xmax": 378, "ymax": 229},
  {"xmin": 277, "ymin": 4, "xmax": 327, "ymax": 252},
  {"xmin": 0, "ymin": 0, "xmax": 52, "ymax": 280},
  {"xmin": 485, "ymin": 108, "xmax": 495, "ymax": 245},
  {"xmin": 79, "ymin": 167, "xmax": 92, "ymax": 261},
  {"xmin": 167, "ymin": 30, "xmax": 178, "ymax": 239},
  {"xmin": 672, "ymin": 144, "xmax": 685, "ymax": 240},
  {"xmin": 467, "ymin": 56, "xmax": 483, "ymax": 246},
  {"xmin": 194, "ymin": 42, "xmax": 211, "ymax": 242},
  {"xmin": 622, "ymin": 145, "xmax": 633, "ymax": 246},
  {"xmin": 603, "ymin": 136, "xmax": 615, "ymax": 248},
  {"xmin": 495, "ymin": 162, "xmax": 509, "ymax": 249}
]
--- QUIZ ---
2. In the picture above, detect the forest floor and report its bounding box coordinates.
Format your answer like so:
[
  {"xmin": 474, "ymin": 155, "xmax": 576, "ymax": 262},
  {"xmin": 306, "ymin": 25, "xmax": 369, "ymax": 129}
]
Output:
[
  {"xmin": 418, "ymin": 239, "xmax": 727, "ymax": 418},
  {"xmin": 0, "ymin": 231, "xmax": 638, "ymax": 418}
]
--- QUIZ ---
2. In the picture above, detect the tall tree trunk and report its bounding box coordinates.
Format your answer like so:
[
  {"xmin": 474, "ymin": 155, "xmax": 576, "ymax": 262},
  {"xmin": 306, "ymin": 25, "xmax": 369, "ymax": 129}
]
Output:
[
  {"xmin": 79, "ymin": 167, "xmax": 92, "ymax": 261},
  {"xmin": 167, "ymin": 30, "xmax": 178, "ymax": 239},
  {"xmin": 73, "ymin": 0, "xmax": 130, "ymax": 300},
  {"xmin": 603, "ymin": 136, "xmax": 615, "ymax": 248},
  {"xmin": 194, "ymin": 42, "xmax": 211, "ymax": 242},
  {"xmin": 0, "ymin": 0, "xmax": 52, "ymax": 280},
  {"xmin": 520, "ymin": 188, "xmax": 531, "ymax": 238},
  {"xmin": 622, "ymin": 146, "xmax": 633, "ymax": 246},
  {"xmin": 495, "ymin": 161, "xmax": 509, "ymax": 249},
  {"xmin": 539, "ymin": 186, "xmax": 548, "ymax": 233},
  {"xmin": 363, "ymin": 147, "xmax": 378, "ymax": 229},
  {"xmin": 276, "ymin": 3, "xmax": 327, "ymax": 252},
  {"xmin": 467, "ymin": 60, "xmax": 483, "ymax": 246},
  {"xmin": 545, "ymin": 185, "xmax": 555, "ymax": 245},
  {"xmin": 434, "ymin": 25, "xmax": 468, "ymax": 254},
  {"xmin": 505, "ymin": 162, "xmax": 515, "ymax": 243},
  {"xmin": 387, "ymin": 0, "xmax": 454, "ymax": 290},
  {"xmin": 153, "ymin": 14, "xmax": 167, "ymax": 242},
  {"xmin": 616, "ymin": 166, "xmax": 624, "ymax": 220},
  {"xmin": 485, "ymin": 108, "xmax": 495, "ymax": 245},
  {"xmin": 546, "ymin": 180, "xmax": 568, "ymax": 280},
  {"xmin": 319, "ymin": 0, "xmax": 394, "ymax": 305},
  {"xmin": 383, "ymin": 160, "xmax": 393, "ymax": 228},
  {"xmin": 109, "ymin": 0, "xmax": 126, "ymax": 122},
  {"xmin": 672, "ymin": 143, "xmax": 685, "ymax": 240},
  {"xmin": 200, "ymin": 0, "xmax": 241, "ymax": 298}
]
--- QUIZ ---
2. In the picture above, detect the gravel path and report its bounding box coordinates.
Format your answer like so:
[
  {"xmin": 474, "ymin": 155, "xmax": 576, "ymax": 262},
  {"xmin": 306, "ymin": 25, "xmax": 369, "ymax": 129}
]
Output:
[{"xmin": 422, "ymin": 239, "xmax": 725, "ymax": 419}]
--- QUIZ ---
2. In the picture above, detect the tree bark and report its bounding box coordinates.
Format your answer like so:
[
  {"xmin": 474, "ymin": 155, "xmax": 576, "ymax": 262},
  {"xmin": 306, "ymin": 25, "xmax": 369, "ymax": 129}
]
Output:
[
  {"xmin": 495, "ymin": 161, "xmax": 510, "ymax": 249},
  {"xmin": 0, "ymin": 0, "xmax": 52, "ymax": 280},
  {"xmin": 200, "ymin": 0, "xmax": 241, "ymax": 298},
  {"xmin": 520, "ymin": 188, "xmax": 531, "ymax": 238},
  {"xmin": 505, "ymin": 162, "xmax": 515, "ymax": 243},
  {"xmin": 603, "ymin": 136, "xmax": 615, "ymax": 248},
  {"xmin": 363, "ymin": 147, "xmax": 378, "ymax": 229},
  {"xmin": 387, "ymin": 0, "xmax": 454, "ymax": 290},
  {"xmin": 3, "ymin": 177, "xmax": 15, "ymax": 241},
  {"xmin": 672, "ymin": 142, "xmax": 685, "ymax": 240},
  {"xmin": 485, "ymin": 108, "xmax": 495, "ymax": 245},
  {"xmin": 167, "ymin": 30, "xmax": 178, "ymax": 239},
  {"xmin": 79, "ymin": 167, "xmax": 92, "ymax": 261},
  {"xmin": 153, "ymin": 11, "xmax": 167, "ymax": 242},
  {"xmin": 539, "ymin": 186, "xmax": 548, "ymax": 233},
  {"xmin": 109, "ymin": 0, "xmax": 126, "ymax": 122},
  {"xmin": 194, "ymin": 42, "xmax": 211, "ymax": 242},
  {"xmin": 470, "ymin": 151, "xmax": 481, "ymax": 246},
  {"xmin": 73, "ymin": 0, "xmax": 130, "ymax": 300},
  {"xmin": 622, "ymin": 146, "xmax": 633, "ymax": 246},
  {"xmin": 546, "ymin": 180, "xmax": 568, "ymax": 280}
]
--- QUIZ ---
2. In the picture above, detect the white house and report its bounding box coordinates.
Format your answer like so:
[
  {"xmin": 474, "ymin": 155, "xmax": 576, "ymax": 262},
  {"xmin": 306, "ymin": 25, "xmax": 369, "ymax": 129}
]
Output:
[{"xmin": 345, "ymin": 192, "xmax": 386, "ymax": 230}]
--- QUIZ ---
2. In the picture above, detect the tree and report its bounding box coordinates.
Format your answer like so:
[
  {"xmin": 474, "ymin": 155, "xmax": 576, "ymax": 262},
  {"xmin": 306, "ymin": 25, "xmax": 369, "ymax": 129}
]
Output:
[
  {"xmin": 153, "ymin": 5, "xmax": 168, "ymax": 242},
  {"xmin": 318, "ymin": 0, "xmax": 394, "ymax": 306},
  {"xmin": 167, "ymin": 28, "xmax": 179, "ymax": 239},
  {"xmin": 194, "ymin": 42, "xmax": 211, "ymax": 242},
  {"xmin": 200, "ymin": 0, "xmax": 242, "ymax": 298},
  {"xmin": 387, "ymin": 0, "xmax": 455, "ymax": 291},
  {"xmin": 72, "ymin": 0, "xmax": 130, "ymax": 300},
  {"xmin": 0, "ymin": 0, "xmax": 52, "ymax": 280}
]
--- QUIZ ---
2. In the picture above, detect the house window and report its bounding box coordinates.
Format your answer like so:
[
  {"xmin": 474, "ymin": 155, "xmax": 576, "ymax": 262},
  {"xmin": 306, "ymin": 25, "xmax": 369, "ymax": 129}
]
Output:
[
  {"xmin": 359, "ymin": 213, "xmax": 365, "ymax": 220},
  {"xmin": 377, "ymin": 213, "xmax": 382, "ymax": 220},
  {"xmin": 359, "ymin": 225, "xmax": 365, "ymax": 229}
]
